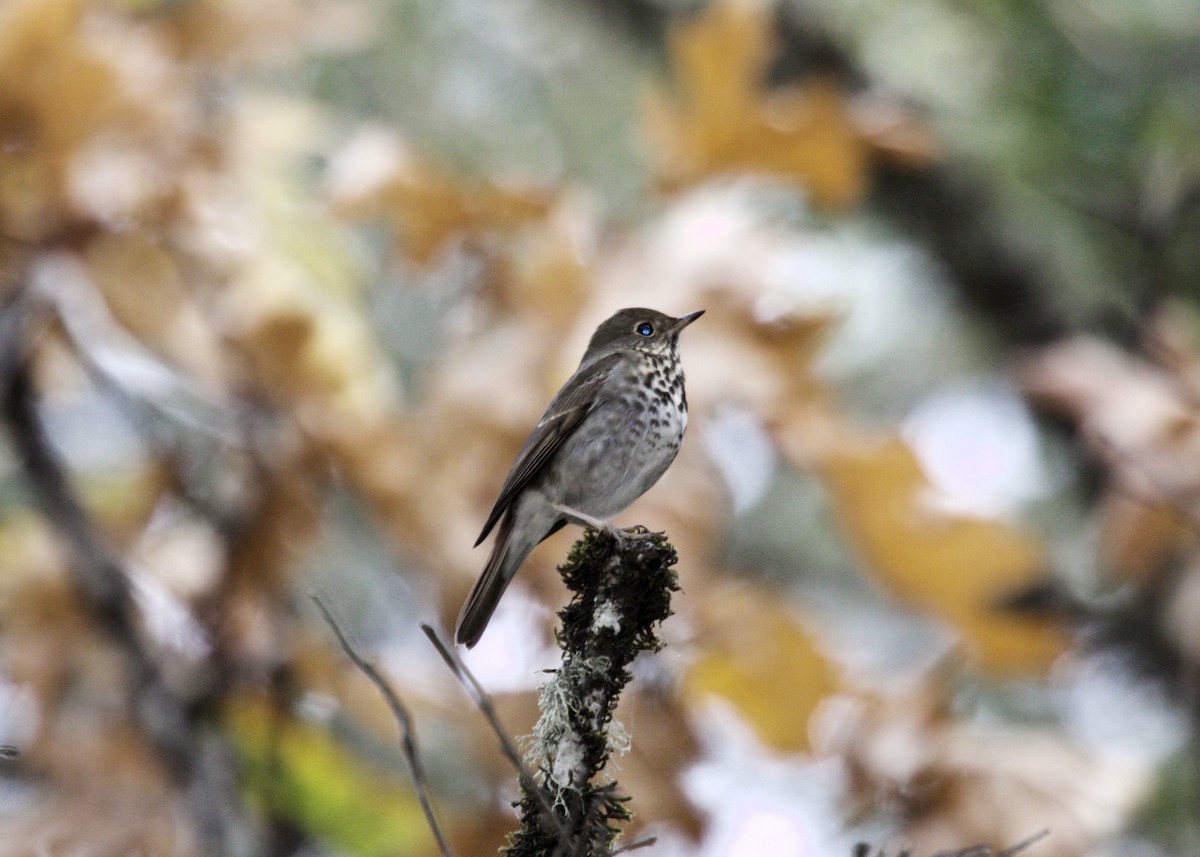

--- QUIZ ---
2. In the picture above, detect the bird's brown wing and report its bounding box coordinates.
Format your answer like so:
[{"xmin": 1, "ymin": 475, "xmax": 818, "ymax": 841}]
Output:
[{"xmin": 474, "ymin": 352, "xmax": 622, "ymax": 547}]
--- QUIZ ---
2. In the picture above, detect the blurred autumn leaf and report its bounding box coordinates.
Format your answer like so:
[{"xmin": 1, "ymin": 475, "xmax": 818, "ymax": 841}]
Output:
[
  {"xmin": 818, "ymin": 436, "xmax": 1069, "ymax": 675},
  {"xmin": 228, "ymin": 695, "xmax": 436, "ymax": 857},
  {"xmin": 1, "ymin": 0, "xmax": 1193, "ymax": 854},
  {"xmin": 645, "ymin": 0, "xmax": 935, "ymax": 207},
  {"xmin": 329, "ymin": 127, "xmax": 554, "ymax": 265},
  {"xmin": 684, "ymin": 583, "xmax": 839, "ymax": 752}
]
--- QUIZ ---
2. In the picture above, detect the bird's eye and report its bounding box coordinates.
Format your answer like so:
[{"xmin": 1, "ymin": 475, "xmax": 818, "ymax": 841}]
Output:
[{"xmin": 636, "ymin": 322, "xmax": 654, "ymax": 336}]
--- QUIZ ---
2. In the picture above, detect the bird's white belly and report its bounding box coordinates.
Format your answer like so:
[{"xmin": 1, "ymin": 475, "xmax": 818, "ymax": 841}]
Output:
[{"xmin": 557, "ymin": 387, "xmax": 687, "ymax": 518}]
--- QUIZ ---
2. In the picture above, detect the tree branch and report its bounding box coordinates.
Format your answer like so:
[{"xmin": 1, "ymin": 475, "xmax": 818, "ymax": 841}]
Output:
[
  {"xmin": 310, "ymin": 594, "xmax": 453, "ymax": 857},
  {"xmin": 506, "ymin": 527, "xmax": 679, "ymax": 857},
  {"xmin": 421, "ymin": 624, "xmax": 568, "ymax": 848},
  {"xmin": 0, "ymin": 291, "xmax": 245, "ymax": 857},
  {"xmin": 0, "ymin": 295, "xmax": 144, "ymax": 651}
]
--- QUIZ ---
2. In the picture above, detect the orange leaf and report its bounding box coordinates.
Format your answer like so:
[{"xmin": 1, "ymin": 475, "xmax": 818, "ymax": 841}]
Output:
[
  {"xmin": 684, "ymin": 583, "xmax": 838, "ymax": 751},
  {"xmin": 329, "ymin": 128, "xmax": 551, "ymax": 264},
  {"xmin": 818, "ymin": 437, "xmax": 1068, "ymax": 675},
  {"xmin": 647, "ymin": 0, "xmax": 873, "ymax": 208},
  {"xmin": 667, "ymin": 0, "xmax": 765, "ymax": 144}
]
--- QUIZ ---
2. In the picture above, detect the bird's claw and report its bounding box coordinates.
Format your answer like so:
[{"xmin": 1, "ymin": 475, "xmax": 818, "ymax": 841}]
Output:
[
  {"xmin": 599, "ymin": 523, "xmax": 639, "ymax": 544},
  {"xmin": 552, "ymin": 504, "xmax": 648, "ymax": 545}
]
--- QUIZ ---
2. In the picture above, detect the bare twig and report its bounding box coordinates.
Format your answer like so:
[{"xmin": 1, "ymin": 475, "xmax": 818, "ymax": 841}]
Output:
[
  {"xmin": 995, "ymin": 829, "xmax": 1049, "ymax": 857},
  {"xmin": 420, "ymin": 623, "xmax": 569, "ymax": 847},
  {"xmin": 311, "ymin": 595, "xmax": 452, "ymax": 857},
  {"xmin": 612, "ymin": 836, "xmax": 657, "ymax": 854},
  {"xmin": 856, "ymin": 829, "xmax": 1050, "ymax": 857}
]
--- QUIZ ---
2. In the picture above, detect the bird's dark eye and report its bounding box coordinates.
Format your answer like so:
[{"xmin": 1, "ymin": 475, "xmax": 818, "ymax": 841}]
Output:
[{"xmin": 636, "ymin": 322, "xmax": 654, "ymax": 336}]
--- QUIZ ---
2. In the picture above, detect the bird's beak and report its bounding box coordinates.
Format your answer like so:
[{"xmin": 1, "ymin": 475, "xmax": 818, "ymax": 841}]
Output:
[{"xmin": 671, "ymin": 309, "xmax": 705, "ymax": 334}]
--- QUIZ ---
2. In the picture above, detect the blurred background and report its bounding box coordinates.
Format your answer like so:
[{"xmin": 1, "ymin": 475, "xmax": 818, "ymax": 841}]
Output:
[{"xmin": 2, "ymin": 0, "xmax": 1200, "ymax": 854}]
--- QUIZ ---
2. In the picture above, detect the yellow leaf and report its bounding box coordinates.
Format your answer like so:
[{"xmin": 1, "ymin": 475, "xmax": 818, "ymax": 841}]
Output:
[
  {"xmin": 647, "ymin": 0, "xmax": 872, "ymax": 208},
  {"xmin": 225, "ymin": 694, "xmax": 435, "ymax": 857},
  {"xmin": 818, "ymin": 437, "xmax": 1068, "ymax": 675},
  {"xmin": 79, "ymin": 460, "xmax": 170, "ymax": 549},
  {"xmin": 684, "ymin": 584, "xmax": 838, "ymax": 751},
  {"xmin": 85, "ymin": 233, "xmax": 226, "ymax": 386},
  {"xmin": 329, "ymin": 128, "xmax": 551, "ymax": 264},
  {"xmin": 668, "ymin": 0, "xmax": 765, "ymax": 141}
]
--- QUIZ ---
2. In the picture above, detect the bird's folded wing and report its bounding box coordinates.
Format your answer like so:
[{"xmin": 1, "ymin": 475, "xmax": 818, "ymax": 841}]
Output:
[{"xmin": 474, "ymin": 352, "xmax": 622, "ymax": 546}]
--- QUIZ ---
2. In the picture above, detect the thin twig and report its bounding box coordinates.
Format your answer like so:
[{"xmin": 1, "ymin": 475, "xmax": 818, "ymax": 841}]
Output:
[
  {"xmin": 924, "ymin": 829, "xmax": 1050, "ymax": 857},
  {"xmin": 311, "ymin": 596, "xmax": 452, "ymax": 857},
  {"xmin": 995, "ymin": 829, "xmax": 1049, "ymax": 857},
  {"xmin": 612, "ymin": 836, "xmax": 657, "ymax": 854},
  {"xmin": 420, "ymin": 623, "xmax": 568, "ymax": 846}
]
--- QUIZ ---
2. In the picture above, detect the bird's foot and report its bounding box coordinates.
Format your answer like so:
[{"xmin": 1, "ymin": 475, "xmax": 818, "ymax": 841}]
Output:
[{"xmin": 553, "ymin": 504, "xmax": 641, "ymax": 544}]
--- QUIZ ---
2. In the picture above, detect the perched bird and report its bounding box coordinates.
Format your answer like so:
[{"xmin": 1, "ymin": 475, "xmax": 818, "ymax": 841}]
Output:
[{"xmin": 455, "ymin": 307, "xmax": 704, "ymax": 647}]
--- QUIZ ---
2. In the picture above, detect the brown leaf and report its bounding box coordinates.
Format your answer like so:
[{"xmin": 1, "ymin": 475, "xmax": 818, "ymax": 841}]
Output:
[
  {"xmin": 822, "ymin": 684, "xmax": 1151, "ymax": 856},
  {"xmin": 328, "ymin": 127, "xmax": 553, "ymax": 264},
  {"xmin": 684, "ymin": 583, "xmax": 839, "ymax": 751},
  {"xmin": 1095, "ymin": 492, "xmax": 1192, "ymax": 585},
  {"xmin": 85, "ymin": 233, "xmax": 226, "ymax": 386},
  {"xmin": 0, "ymin": 0, "xmax": 121, "ymax": 238},
  {"xmin": 646, "ymin": 0, "xmax": 934, "ymax": 207},
  {"xmin": 1023, "ymin": 335, "xmax": 1200, "ymax": 519},
  {"xmin": 817, "ymin": 436, "xmax": 1068, "ymax": 675}
]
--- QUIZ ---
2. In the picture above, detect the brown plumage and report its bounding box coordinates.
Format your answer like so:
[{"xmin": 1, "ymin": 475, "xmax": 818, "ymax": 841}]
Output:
[{"xmin": 455, "ymin": 307, "xmax": 703, "ymax": 647}]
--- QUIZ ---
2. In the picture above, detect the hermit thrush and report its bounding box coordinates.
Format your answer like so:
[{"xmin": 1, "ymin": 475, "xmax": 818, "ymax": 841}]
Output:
[{"xmin": 454, "ymin": 307, "xmax": 704, "ymax": 647}]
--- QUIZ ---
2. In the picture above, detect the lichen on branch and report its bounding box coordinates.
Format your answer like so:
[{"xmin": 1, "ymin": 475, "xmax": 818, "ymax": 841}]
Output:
[{"xmin": 506, "ymin": 527, "xmax": 679, "ymax": 857}]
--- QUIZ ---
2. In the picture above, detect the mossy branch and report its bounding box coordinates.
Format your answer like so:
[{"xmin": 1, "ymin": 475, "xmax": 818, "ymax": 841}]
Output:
[{"xmin": 505, "ymin": 526, "xmax": 679, "ymax": 857}]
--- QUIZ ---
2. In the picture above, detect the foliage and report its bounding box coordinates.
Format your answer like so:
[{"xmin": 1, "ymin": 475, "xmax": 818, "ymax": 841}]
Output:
[{"xmin": 0, "ymin": 0, "xmax": 1197, "ymax": 855}]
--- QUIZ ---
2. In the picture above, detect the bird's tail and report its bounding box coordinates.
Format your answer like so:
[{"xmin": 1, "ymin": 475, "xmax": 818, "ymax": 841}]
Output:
[{"xmin": 455, "ymin": 509, "xmax": 538, "ymax": 648}]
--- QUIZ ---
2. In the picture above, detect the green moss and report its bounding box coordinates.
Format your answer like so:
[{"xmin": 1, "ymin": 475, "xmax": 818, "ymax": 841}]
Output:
[
  {"xmin": 507, "ymin": 527, "xmax": 679, "ymax": 857},
  {"xmin": 557, "ymin": 527, "xmax": 679, "ymax": 658}
]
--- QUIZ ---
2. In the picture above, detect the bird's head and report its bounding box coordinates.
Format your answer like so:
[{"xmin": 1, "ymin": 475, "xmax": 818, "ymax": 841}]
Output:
[{"xmin": 582, "ymin": 307, "xmax": 705, "ymax": 362}]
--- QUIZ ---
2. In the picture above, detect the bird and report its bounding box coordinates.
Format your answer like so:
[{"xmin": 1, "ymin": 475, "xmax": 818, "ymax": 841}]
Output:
[{"xmin": 454, "ymin": 307, "xmax": 704, "ymax": 648}]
